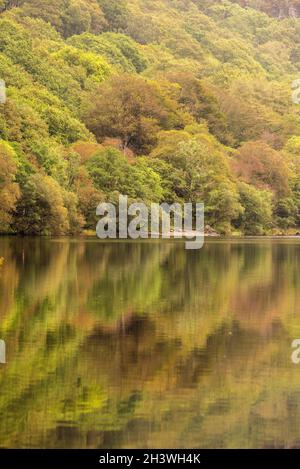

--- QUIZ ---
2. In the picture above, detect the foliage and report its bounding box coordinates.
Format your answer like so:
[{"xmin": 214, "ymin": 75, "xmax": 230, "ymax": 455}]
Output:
[
  {"xmin": 235, "ymin": 182, "xmax": 273, "ymax": 235},
  {"xmin": 0, "ymin": 0, "xmax": 300, "ymax": 234},
  {"xmin": 0, "ymin": 140, "xmax": 20, "ymax": 230},
  {"xmin": 86, "ymin": 147, "xmax": 163, "ymax": 202},
  {"xmin": 84, "ymin": 74, "xmax": 184, "ymax": 153}
]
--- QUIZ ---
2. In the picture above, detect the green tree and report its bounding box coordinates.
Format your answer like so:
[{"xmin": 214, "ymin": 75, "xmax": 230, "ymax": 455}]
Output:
[
  {"xmin": 86, "ymin": 147, "xmax": 163, "ymax": 202},
  {"xmin": 151, "ymin": 131, "xmax": 243, "ymax": 233},
  {"xmin": 0, "ymin": 141, "xmax": 20, "ymax": 231},
  {"xmin": 12, "ymin": 173, "xmax": 69, "ymax": 235},
  {"xmin": 236, "ymin": 182, "xmax": 273, "ymax": 235},
  {"xmin": 97, "ymin": 0, "xmax": 129, "ymax": 32}
]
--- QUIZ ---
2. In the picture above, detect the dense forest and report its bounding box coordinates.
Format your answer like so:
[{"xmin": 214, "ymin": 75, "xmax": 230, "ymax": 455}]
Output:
[
  {"xmin": 1, "ymin": 0, "xmax": 300, "ymax": 235},
  {"xmin": 231, "ymin": 0, "xmax": 300, "ymax": 17}
]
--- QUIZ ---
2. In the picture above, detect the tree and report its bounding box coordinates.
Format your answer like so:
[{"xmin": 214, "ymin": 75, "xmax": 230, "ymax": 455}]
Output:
[
  {"xmin": 63, "ymin": 0, "xmax": 107, "ymax": 37},
  {"xmin": 68, "ymin": 32, "xmax": 147, "ymax": 72},
  {"xmin": 274, "ymin": 196, "xmax": 298, "ymax": 229},
  {"xmin": 97, "ymin": 0, "xmax": 129, "ymax": 32},
  {"xmin": 0, "ymin": 1, "xmax": 25, "ymax": 12},
  {"xmin": 233, "ymin": 141, "xmax": 290, "ymax": 198},
  {"xmin": 63, "ymin": 189, "xmax": 84, "ymax": 234},
  {"xmin": 151, "ymin": 131, "xmax": 243, "ymax": 233},
  {"xmin": 0, "ymin": 141, "xmax": 20, "ymax": 231},
  {"xmin": 85, "ymin": 74, "xmax": 179, "ymax": 153},
  {"xmin": 235, "ymin": 182, "xmax": 273, "ymax": 235},
  {"xmin": 165, "ymin": 72, "xmax": 231, "ymax": 145},
  {"xmin": 86, "ymin": 147, "xmax": 163, "ymax": 202},
  {"xmin": 12, "ymin": 173, "xmax": 69, "ymax": 235},
  {"xmin": 20, "ymin": 0, "xmax": 106, "ymax": 37},
  {"xmin": 74, "ymin": 166, "xmax": 104, "ymax": 229},
  {"xmin": 55, "ymin": 46, "xmax": 111, "ymax": 86}
]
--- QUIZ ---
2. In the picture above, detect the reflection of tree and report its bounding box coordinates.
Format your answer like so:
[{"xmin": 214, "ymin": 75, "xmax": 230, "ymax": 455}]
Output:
[
  {"xmin": 86, "ymin": 241, "xmax": 173, "ymax": 322},
  {"xmin": 0, "ymin": 239, "xmax": 300, "ymax": 448}
]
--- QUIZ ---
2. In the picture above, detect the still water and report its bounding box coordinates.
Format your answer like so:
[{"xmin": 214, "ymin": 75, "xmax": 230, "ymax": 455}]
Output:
[{"xmin": 0, "ymin": 237, "xmax": 300, "ymax": 448}]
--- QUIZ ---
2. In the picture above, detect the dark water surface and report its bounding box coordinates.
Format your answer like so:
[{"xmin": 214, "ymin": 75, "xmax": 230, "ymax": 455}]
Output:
[{"xmin": 1, "ymin": 237, "xmax": 300, "ymax": 448}]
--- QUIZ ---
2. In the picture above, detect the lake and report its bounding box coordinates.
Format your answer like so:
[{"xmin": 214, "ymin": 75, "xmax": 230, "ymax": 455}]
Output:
[{"xmin": 0, "ymin": 237, "xmax": 300, "ymax": 448}]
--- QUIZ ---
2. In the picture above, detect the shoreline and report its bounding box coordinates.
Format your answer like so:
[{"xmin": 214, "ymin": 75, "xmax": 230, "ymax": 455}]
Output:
[{"xmin": 1, "ymin": 232, "xmax": 300, "ymax": 239}]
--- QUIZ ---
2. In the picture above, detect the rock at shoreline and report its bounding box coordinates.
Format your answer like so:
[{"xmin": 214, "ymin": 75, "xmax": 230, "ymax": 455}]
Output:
[{"xmin": 205, "ymin": 225, "xmax": 220, "ymax": 237}]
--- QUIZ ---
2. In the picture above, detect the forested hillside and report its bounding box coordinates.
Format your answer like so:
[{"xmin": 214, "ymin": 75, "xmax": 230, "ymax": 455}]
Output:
[
  {"xmin": 1, "ymin": 0, "xmax": 300, "ymax": 235},
  {"xmin": 231, "ymin": 0, "xmax": 300, "ymax": 18}
]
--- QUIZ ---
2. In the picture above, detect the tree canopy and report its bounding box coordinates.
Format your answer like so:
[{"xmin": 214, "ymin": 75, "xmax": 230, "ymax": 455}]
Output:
[{"xmin": 0, "ymin": 0, "xmax": 300, "ymax": 235}]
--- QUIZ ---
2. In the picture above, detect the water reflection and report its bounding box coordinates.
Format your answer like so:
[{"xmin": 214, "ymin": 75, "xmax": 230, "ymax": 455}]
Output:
[{"xmin": 0, "ymin": 237, "xmax": 300, "ymax": 448}]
